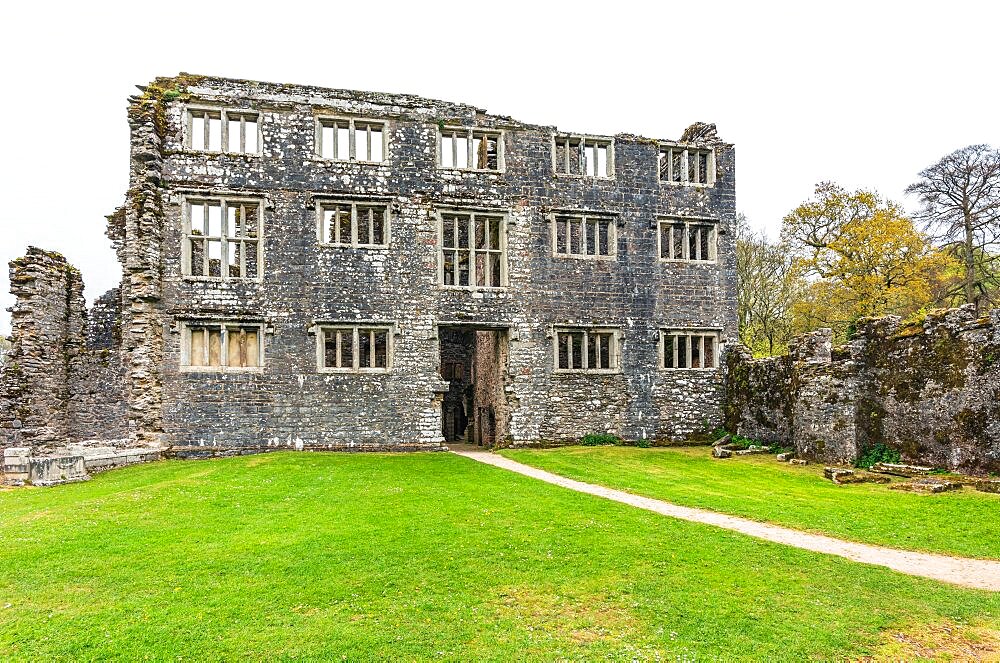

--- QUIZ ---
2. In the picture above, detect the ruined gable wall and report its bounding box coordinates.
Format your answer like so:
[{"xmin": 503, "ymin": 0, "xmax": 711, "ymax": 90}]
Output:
[
  {"xmin": 726, "ymin": 306, "xmax": 1000, "ymax": 473},
  {"xmin": 0, "ymin": 252, "xmax": 127, "ymax": 449},
  {"xmin": 0, "ymin": 249, "xmax": 83, "ymax": 447},
  {"xmin": 143, "ymin": 75, "xmax": 735, "ymax": 450}
]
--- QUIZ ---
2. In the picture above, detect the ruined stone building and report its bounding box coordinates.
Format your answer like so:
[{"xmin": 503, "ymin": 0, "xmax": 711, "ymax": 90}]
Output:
[{"xmin": 0, "ymin": 74, "xmax": 737, "ymax": 455}]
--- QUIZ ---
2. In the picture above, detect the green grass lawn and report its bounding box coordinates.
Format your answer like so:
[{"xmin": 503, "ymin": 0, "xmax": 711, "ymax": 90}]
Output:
[
  {"xmin": 501, "ymin": 445, "xmax": 1000, "ymax": 560},
  {"xmin": 1, "ymin": 452, "xmax": 998, "ymax": 660}
]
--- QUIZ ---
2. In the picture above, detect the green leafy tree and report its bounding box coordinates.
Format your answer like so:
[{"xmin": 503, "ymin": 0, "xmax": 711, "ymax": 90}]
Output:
[{"xmin": 781, "ymin": 183, "xmax": 955, "ymax": 340}]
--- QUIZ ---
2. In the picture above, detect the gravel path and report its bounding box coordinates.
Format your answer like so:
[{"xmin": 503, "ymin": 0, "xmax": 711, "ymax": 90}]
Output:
[{"xmin": 452, "ymin": 449, "xmax": 1000, "ymax": 591}]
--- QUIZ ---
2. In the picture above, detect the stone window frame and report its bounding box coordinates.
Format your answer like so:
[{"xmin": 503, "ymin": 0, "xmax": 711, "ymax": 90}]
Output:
[
  {"xmin": 548, "ymin": 211, "xmax": 618, "ymax": 261},
  {"xmin": 658, "ymin": 143, "xmax": 715, "ymax": 187},
  {"xmin": 436, "ymin": 208, "xmax": 509, "ymax": 291},
  {"xmin": 315, "ymin": 199, "xmax": 391, "ymax": 248},
  {"xmin": 656, "ymin": 215, "xmax": 719, "ymax": 263},
  {"xmin": 551, "ymin": 326, "xmax": 623, "ymax": 374},
  {"xmin": 312, "ymin": 322, "xmax": 397, "ymax": 374},
  {"xmin": 179, "ymin": 320, "xmax": 265, "ymax": 373},
  {"xmin": 437, "ymin": 126, "xmax": 505, "ymax": 172},
  {"xmin": 552, "ymin": 133, "xmax": 615, "ymax": 179},
  {"xmin": 181, "ymin": 195, "xmax": 265, "ymax": 282},
  {"xmin": 659, "ymin": 328, "xmax": 722, "ymax": 371},
  {"xmin": 314, "ymin": 115, "xmax": 388, "ymax": 164},
  {"xmin": 184, "ymin": 105, "xmax": 262, "ymax": 155}
]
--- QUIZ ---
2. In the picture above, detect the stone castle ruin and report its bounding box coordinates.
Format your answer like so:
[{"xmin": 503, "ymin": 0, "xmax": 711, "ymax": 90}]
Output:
[{"xmin": 0, "ymin": 74, "xmax": 737, "ymax": 474}]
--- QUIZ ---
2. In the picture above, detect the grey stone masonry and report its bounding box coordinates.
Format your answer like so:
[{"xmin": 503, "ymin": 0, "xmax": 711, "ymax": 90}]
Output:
[
  {"xmin": 1, "ymin": 73, "xmax": 737, "ymax": 454},
  {"xmin": 726, "ymin": 306, "xmax": 1000, "ymax": 474}
]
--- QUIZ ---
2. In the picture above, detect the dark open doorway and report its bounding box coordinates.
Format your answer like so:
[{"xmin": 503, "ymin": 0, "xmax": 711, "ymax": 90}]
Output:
[{"xmin": 439, "ymin": 326, "xmax": 509, "ymax": 447}]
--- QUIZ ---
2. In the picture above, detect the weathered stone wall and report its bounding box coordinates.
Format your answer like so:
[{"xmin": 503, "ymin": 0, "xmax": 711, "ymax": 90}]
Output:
[
  {"xmin": 67, "ymin": 289, "xmax": 127, "ymax": 442},
  {"xmin": 0, "ymin": 249, "xmax": 84, "ymax": 448},
  {"xmin": 0, "ymin": 252, "xmax": 127, "ymax": 449},
  {"xmin": 726, "ymin": 306, "xmax": 1000, "ymax": 474},
  {"xmin": 135, "ymin": 74, "xmax": 737, "ymax": 451}
]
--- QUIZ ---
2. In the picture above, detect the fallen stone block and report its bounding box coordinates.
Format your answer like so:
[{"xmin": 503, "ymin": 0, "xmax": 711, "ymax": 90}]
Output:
[
  {"xmin": 788, "ymin": 458, "xmax": 808, "ymax": 466},
  {"xmin": 712, "ymin": 447, "xmax": 732, "ymax": 459},
  {"xmin": 975, "ymin": 480, "xmax": 1000, "ymax": 494},
  {"xmin": 825, "ymin": 467, "xmax": 854, "ymax": 483},
  {"xmin": 776, "ymin": 452, "xmax": 794, "ymax": 462},
  {"xmin": 890, "ymin": 478, "xmax": 962, "ymax": 494},
  {"xmin": 871, "ymin": 462, "xmax": 935, "ymax": 477},
  {"xmin": 734, "ymin": 447, "xmax": 771, "ymax": 456},
  {"xmin": 28, "ymin": 456, "xmax": 89, "ymax": 486},
  {"xmin": 712, "ymin": 434, "xmax": 731, "ymax": 448},
  {"xmin": 824, "ymin": 467, "xmax": 889, "ymax": 484}
]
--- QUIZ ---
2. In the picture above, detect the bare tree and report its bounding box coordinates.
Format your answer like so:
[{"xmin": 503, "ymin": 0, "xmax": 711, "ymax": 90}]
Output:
[
  {"xmin": 906, "ymin": 145, "xmax": 1000, "ymax": 309},
  {"xmin": 736, "ymin": 214, "xmax": 800, "ymax": 356}
]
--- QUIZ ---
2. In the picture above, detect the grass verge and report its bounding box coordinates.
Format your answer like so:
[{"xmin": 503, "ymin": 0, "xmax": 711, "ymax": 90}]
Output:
[
  {"xmin": 500, "ymin": 445, "xmax": 1000, "ymax": 559},
  {"xmin": 1, "ymin": 452, "xmax": 998, "ymax": 659}
]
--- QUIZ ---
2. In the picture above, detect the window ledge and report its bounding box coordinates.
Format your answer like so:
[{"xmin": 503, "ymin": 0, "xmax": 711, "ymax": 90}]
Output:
[
  {"xmin": 178, "ymin": 149, "xmax": 263, "ymax": 158},
  {"xmin": 553, "ymin": 254, "xmax": 617, "ymax": 261},
  {"xmin": 658, "ymin": 259, "xmax": 718, "ymax": 265},
  {"xmin": 318, "ymin": 243, "xmax": 390, "ymax": 250},
  {"xmin": 553, "ymin": 369, "xmax": 622, "ymax": 375},
  {"xmin": 318, "ymin": 368, "xmax": 392, "ymax": 375},
  {"xmin": 439, "ymin": 285, "xmax": 509, "ymax": 293},
  {"xmin": 659, "ymin": 181, "xmax": 714, "ymax": 188},
  {"xmin": 179, "ymin": 366, "xmax": 265, "ymax": 374},
  {"xmin": 436, "ymin": 166, "xmax": 505, "ymax": 175},
  {"xmin": 306, "ymin": 157, "xmax": 389, "ymax": 166},
  {"xmin": 552, "ymin": 173, "xmax": 616, "ymax": 181},
  {"xmin": 659, "ymin": 368, "xmax": 721, "ymax": 372},
  {"xmin": 181, "ymin": 276, "xmax": 263, "ymax": 284}
]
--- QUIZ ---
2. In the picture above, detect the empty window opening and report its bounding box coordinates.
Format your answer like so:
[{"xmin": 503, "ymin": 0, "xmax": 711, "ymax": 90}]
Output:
[
  {"xmin": 317, "ymin": 118, "xmax": 386, "ymax": 162},
  {"xmin": 554, "ymin": 135, "xmax": 611, "ymax": 177},
  {"xmin": 662, "ymin": 330, "xmax": 719, "ymax": 369},
  {"xmin": 555, "ymin": 328, "xmax": 619, "ymax": 372},
  {"xmin": 553, "ymin": 214, "xmax": 615, "ymax": 258},
  {"xmin": 320, "ymin": 326, "xmax": 391, "ymax": 371},
  {"xmin": 658, "ymin": 145, "xmax": 714, "ymax": 185},
  {"xmin": 186, "ymin": 199, "xmax": 261, "ymax": 279},
  {"xmin": 439, "ymin": 127, "xmax": 501, "ymax": 170},
  {"xmin": 440, "ymin": 211, "xmax": 505, "ymax": 288},
  {"xmin": 319, "ymin": 202, "xmax": 388, "ymax": 247},
  {"xmin": 185, "ymin": 323, "xmax": 262, "ymax": 369},
  {"xmin": 188, "ymin": 108, "xmax": 259, "ymax": 154},
  {"xmin": 658, "ymin": 218, "xmax": 717, "ymax": 262}
]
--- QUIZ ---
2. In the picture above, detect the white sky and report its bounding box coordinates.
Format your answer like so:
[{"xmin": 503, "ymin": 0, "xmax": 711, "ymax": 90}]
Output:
[{"xmin": 2, "ymin": 0, "xmax": 998, "ymax": 334}]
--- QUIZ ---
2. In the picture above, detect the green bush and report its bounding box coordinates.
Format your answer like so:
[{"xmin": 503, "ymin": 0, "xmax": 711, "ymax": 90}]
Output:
[
  {"xmin": 635, "ymin": 439, "xmax": 651, "ymax": 448},
  {"xmin": 855, "ymin": 442, "xmax": 901, "ymax": 469},
  {"xmin": 580, "ymin": 433, "xmax": 621, "ymax": 447}
]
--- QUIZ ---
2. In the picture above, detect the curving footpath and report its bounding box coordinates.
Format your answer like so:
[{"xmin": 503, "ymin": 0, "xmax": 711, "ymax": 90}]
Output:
[{"xmin": 452, "ymin": 448, "xmax": 1000, "ymax": 592}]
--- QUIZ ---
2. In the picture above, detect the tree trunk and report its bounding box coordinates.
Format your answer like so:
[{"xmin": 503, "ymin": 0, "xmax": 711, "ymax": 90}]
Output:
[{"xmin": 964, "ymin": 210, "xmax": 976, "ymax": 307}]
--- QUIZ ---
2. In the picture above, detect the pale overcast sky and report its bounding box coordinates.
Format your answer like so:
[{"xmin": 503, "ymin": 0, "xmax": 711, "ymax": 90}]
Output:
[{"xmin": 1, "ymin": 0, "xmax": 997, "ymax": 334}]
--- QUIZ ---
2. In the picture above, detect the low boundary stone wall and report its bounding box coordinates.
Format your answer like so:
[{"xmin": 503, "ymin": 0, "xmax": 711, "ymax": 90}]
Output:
[{"xmin": 725, "ymin": 306, "xmax": 1000, "ymax": 475}]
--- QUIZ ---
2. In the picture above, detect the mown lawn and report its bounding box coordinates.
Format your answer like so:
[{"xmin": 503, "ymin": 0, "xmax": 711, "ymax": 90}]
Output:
[
  {"xmin": 501, "ymin": 445, "xmax": 1000, "ymax": 560},
  {"xmin": 1, "ymin": 452, "xmax": 998, "ymax": 660}
]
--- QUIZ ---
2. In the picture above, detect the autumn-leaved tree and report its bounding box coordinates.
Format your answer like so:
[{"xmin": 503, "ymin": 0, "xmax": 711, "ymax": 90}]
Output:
[
  {"xmin": 735, "ymin": 214, "xmax": 801, "ymax": 356},
  {"xmin": 781, "ymin": 183, "xmax": 955, "ymax": 340},
  {"xmin": 906, "ymin": 144, "xmax": 1000, "ymax": 310}
]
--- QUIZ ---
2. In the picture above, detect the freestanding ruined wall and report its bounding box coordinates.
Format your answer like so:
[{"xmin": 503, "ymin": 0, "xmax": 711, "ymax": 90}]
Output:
[
  {"xmin": 726, "ymin": 306, "xmax": 1000, "ymax": 474},
  {"xmin": 0, "ymin": 250, "xmax": 127, "ymax": 450},
  {"xmin": 0, "ymin": 249, "xmax": 84, "ymax": 447}
]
